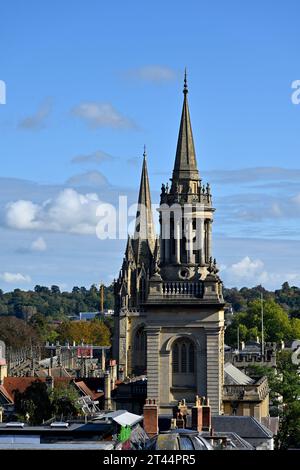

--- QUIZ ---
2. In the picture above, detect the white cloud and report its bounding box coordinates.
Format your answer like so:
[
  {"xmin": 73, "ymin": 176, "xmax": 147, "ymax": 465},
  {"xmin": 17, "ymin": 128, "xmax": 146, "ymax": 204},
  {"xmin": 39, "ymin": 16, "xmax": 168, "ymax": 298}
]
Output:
[
  {"xmin": 221, "ymin": 255, "xmax": 300, "ymax": 289},
  {"xmin": 125, "ymin": 65, "xmax": 176, "ymax": 82},
  {"xmin": 6, "ymin": 200, "xmax": 40, "ymax": 230},
  {"xmin": 0, "ymin": 272, "xmax": 31, "ymax": 283},
  {"xmin": 71, "ymin": 150, "xmax": 115, "ymax": 165},
  {"xmin": 227, "ymin": 256, "xmax": 265, "ymax": 279},
  {"xmin": 31, "ymin": 236, "xmax": 47, "ymax": 252},
  {"xmin": 71, "ymin": 102, "xmax": 136, "ymax": 129},
  {"xmin": 5, "ymin": 188, "xmax": 103, "ymax": 235},
  {"xmin": 18, "ymin": 99, "xmax": 52, "ymax": 130}
]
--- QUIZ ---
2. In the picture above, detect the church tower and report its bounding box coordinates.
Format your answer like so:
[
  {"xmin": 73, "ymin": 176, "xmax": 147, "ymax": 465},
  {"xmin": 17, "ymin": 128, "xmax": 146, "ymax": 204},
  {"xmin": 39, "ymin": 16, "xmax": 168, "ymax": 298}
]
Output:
[
  {"xmin": 114, "ymin": 73, "xmax": 225, "ymax": 415},
  {"xmin": 113, "ymin": 148, "xmax": 157, "ymax": 376}
]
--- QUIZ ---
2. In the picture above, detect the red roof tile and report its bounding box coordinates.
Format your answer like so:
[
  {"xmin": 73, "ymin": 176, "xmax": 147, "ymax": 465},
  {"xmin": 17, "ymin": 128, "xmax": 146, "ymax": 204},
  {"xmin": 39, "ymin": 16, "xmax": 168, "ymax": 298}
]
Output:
[
  {"xmin": 3, "ymin": 376, "xmax": 73, "ymax": 399},
  {"xmin": 0, "ymin": 384, "xmax": 14, "ymax": 404}
]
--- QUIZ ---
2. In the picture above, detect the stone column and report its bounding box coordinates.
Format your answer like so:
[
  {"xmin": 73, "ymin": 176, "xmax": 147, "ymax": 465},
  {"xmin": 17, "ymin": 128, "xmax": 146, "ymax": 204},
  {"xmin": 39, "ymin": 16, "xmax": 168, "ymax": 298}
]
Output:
[
  {"xmin": 161, "ymin": 208, "xmax": 170, "ymax": 263},
  {"xmin": 146, "ymin": 327, "xmax": 161, "ymax": 402},
  {"xmin": 175, "ymin": 220, "xmax": 181, "ymax": 264},
  {"xmin": 206, "ymin": 328, "xmax": 223, "ymax": 415},
  {"xmin": 199, "ymin": 218, "xmax": 205, "ymax": 266},
  {"xmin": 186, "ymin": 219, "xmax": 193, "ymax": 264}
]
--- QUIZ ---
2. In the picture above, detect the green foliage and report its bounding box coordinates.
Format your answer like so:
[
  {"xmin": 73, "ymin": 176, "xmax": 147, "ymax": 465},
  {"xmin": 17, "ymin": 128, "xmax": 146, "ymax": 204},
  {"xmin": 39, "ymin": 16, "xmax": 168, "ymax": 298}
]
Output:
[
  {"xmin": 0, "ymin": 284, "xmax": 114, "ymax": 348},
  {"xmin": 225, "ymin": 298, "xmax": 300, "ymax": 347},
  {"xmin": 274, "ymin": 351, "xmax": 300, "ymax": 449},
  {"xmin": 14, "ymin": 381, "xmax": 81, "ymax": 424},
  {"xmin": 50, "ymin": 384, "xmax": 81, "ymax": 418},
  {"xmin": 14, "ymin": 381, "xmax": 52, "ymax": 425},
  {"xmin": 224, "ymin": 283, "xmax": 300, "ymax": 317},
  {"xmin": 0, "ymin": 284, "xmax": 114, "ymax": 320},
  {"xmin": 247, "ymin": 352, "xmax": 300, "ymax": 449},
  {"xmin": 56, "ymin": 318, "xmax": 111, "ymax": 345},
  {"xmin": 0, "ymin": 316, "xmax": 40, "ymax": 348}
]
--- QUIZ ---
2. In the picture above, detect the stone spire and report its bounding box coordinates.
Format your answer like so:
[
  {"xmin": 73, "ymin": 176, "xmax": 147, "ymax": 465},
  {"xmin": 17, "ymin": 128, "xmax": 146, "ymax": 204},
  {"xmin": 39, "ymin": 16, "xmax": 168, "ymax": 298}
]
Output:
[
  {"xmin": 133, "ymin": 147, "xmax": 156, "ymax": 259},
  {"xmin": 172, "ymin": 70, "xmax": 200, "ymax": 186}
]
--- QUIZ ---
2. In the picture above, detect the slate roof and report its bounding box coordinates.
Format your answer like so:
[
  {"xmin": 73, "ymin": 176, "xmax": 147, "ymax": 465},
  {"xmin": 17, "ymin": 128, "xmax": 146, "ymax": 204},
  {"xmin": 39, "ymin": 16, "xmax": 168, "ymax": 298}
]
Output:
[
  {"xmin": 35, "ymin": 367, "xmax": 72, "ymax": 378},
  {"xmin": 224, "ymin": 362, "xmax": 254, "ymax": 385},
  {"xmin": 212, "ymin": 416, "xmax": 273, "ymax": 439}
]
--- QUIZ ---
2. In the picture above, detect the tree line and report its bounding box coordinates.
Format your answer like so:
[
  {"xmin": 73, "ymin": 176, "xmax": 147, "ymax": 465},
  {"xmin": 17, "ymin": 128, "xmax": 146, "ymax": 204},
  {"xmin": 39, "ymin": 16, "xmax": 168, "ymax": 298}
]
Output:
[
  {"xmin": 0, "ymin": 282, "xmax": 299, "ymax": 350},
  {"xmin": 224, "ymin": 283, "xmax": 300, "ymax": 347},
  {"xmin": 0, "ymin": 284, "xmax": 114, "ymax": 320}
]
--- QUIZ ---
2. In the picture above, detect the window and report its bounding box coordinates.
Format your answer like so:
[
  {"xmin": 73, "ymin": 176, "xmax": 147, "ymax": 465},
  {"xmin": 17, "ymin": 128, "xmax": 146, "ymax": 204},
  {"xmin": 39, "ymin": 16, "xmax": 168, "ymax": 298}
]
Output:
[
  {"xmin": 189, "ymin": 343, "xmax": 195, "ymax": 373},
  {"xmin": 173, "ymin": 343, "xmax": 179, "ymax": 373},
  {"xmin": 133, "ymin": 327, "xmax": 147, "ymax": 375},
  {"xmin": 134, "ymin": 327, "xmax": 146, "ymax": 352},
  {"xmin": 181, "ymin": 343, "xmax": 187, "ymax": 372},
  {"xmin": 172, "ymin": 338, "xmax": 195, "ymax": 374}
]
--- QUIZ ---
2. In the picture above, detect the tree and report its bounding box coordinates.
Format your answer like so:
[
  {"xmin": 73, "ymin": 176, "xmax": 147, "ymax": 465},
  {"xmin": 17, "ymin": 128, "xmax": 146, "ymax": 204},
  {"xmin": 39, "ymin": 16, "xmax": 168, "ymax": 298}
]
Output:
[
  {"xmin": 274, "ymin": 351, "xmax": 300, "ymax": 449},
  {"xmin": 56, "ymin": 319, "xmax": 111, "ymax": 345},
  {"xmin": 0, "ymin": 316, "xmax": 40, "ymax": 348},
  {"xmin": 50, "ymin": 384, "xmax": 80, "ymax": 418},
  {"xmin": 14, "ymin": 381, "xmax": 81, "ymax": 424},
  {"xmin": 14, "ymin": 381, "xmax": 52, "ymax": 425},
  {"xmin": 51, "ymin": 285, "xmax": 61, "ymax": 295},
  {"xmin": 225, "ymin": 299, "xmax": 294, "ymax": 346},
  {"xmin": 247, "ymin": 351, "xmax": 300, "ymax": 449}
]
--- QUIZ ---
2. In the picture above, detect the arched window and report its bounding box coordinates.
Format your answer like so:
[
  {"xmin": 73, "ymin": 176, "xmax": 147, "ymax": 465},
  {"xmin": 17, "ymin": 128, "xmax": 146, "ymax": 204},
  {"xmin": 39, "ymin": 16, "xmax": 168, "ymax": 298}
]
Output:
[
  {"xmin": 172, "ymin": 338, "xmax": 195, "ymax": 375},
  {"xmin": 134, "ymin": 327, "xmax": 146, "ymax": 352},
  {"xmin": 133, "ymin": 326, "xmax": 146, "ymax": 375},
  {"xmin": 181, "ymin": 343, "xmax": 187, "ymax": 372}
]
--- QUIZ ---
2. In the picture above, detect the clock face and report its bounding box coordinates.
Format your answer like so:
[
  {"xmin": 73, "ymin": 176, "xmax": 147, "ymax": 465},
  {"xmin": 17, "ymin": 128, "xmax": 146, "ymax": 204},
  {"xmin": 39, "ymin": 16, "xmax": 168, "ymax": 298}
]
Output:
[{"xmin": 178, "ymin": 267, "xmax": 191, "ymax": 280}]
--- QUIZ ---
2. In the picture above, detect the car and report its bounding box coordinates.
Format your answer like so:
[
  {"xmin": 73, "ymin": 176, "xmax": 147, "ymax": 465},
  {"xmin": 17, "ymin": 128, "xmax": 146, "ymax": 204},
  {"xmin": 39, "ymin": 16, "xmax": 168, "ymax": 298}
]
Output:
[{"xmin": 144, "ymin": 429, "xmax": 213, "ymax": 450}]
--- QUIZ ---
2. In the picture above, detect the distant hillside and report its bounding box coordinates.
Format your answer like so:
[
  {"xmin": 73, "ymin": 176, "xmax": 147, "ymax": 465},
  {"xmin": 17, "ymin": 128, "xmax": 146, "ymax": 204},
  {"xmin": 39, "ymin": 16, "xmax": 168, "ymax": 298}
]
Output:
[
  {"xmin": 224, "ymin": 282, "xmax": 300, "ymax": 318},
  {"xmin": 0, "ymin": 282, "xmax": 299, "ymax": 321},
  {"xmin": 0, "ymin": 284, "xmax": 114, "ymax": 320}
]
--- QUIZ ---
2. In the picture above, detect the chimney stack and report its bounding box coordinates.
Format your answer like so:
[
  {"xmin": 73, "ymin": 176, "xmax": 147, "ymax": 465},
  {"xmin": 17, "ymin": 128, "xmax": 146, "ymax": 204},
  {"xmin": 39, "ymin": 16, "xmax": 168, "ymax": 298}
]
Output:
[
  {"xmin": 173, "ymin": 399, "xmax": 188, "ymax": 429},
  {"xmin": 191, "ymin": 395, "xmax": 203, "ymax": 432},
  {"xmin": 143, "ymin": 398, "xmax": 159, "ymax": 437},
  {"xmin": 202, "ymin": 397, "xmax": 211, "ymax": 432}
]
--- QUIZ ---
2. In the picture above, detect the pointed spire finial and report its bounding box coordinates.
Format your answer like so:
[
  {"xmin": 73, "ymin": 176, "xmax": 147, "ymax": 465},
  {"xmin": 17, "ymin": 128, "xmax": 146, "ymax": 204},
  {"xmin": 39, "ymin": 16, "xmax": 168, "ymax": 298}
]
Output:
[
  {"xmin": 183, "ymin": 68, "xmax": 188, "ymax": 95},
  {"xmin": 143, "ymin": 144, "xmax": 147, "ymax": 159}
]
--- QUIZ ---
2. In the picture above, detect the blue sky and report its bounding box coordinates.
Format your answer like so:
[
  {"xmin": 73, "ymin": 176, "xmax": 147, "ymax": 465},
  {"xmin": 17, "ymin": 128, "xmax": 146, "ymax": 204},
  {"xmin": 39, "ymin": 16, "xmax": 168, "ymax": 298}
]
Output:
[{"xmin": 0, "ymin": 0, "xmax": 300, "ymax": 291}]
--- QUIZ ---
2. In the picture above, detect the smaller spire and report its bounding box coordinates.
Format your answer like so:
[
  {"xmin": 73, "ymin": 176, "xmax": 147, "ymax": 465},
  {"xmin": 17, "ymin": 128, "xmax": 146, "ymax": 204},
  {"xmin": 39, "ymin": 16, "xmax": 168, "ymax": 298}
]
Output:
[{"xmin": 183, "ymin": 68, "xmax": 188, "ymax": 95}]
